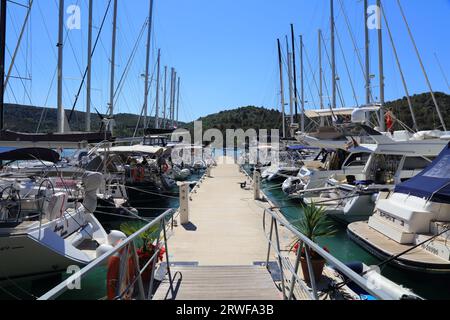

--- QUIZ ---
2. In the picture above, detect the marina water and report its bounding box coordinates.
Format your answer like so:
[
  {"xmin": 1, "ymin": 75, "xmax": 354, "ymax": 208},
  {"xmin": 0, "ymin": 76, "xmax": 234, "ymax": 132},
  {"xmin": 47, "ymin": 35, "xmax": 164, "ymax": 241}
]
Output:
[{"xmin": 1, "ymin": 150, "xmax": 449, "ymax": 300}]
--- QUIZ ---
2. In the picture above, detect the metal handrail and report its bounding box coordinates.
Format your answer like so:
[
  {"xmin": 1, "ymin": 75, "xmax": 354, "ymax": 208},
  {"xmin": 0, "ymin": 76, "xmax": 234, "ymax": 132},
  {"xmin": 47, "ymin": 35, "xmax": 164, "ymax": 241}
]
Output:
[
  {"xmin": 38, "ymin": 208, "xmax": 176, "ymax": 300},
  {"xmin": 238, "ymin": 163, "xmax": 390, "ymax": 300},
  {"xmin": 263, "ymin": 208, "xmax": 391, "ymax": 300}
]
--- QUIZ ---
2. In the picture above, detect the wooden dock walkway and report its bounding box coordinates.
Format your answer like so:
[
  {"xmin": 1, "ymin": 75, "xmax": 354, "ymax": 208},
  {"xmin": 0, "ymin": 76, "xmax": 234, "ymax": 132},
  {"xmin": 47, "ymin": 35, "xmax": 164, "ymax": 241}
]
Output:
[
  {"xmin": 154, "ymin": 157, "xmax": 357, "ymax": 301},
  {"xmin": 155, "ymin": 156, "xmax": 283, "ymax": 300},
  {"xmin": 154, "ymin": 266, "xmax": 281, "ymax": 300},
  {"xmin": 166, "ymin": 157, "xmax": 273, "ymax": 265}
]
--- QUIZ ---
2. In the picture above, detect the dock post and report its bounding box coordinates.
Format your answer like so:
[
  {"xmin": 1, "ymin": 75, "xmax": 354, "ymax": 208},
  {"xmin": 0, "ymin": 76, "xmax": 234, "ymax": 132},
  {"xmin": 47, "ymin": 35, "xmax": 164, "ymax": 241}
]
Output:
[
  {"xmin": 206, "ymin": 166, "xmax": 212, "ymax": 178},
  {"xmin": 253, "ymin": 170, "xmax": 261, "ymax": 200},
  {"xmin": 179, "ymin": 182, "xmax": 190, "ymax": 225}
]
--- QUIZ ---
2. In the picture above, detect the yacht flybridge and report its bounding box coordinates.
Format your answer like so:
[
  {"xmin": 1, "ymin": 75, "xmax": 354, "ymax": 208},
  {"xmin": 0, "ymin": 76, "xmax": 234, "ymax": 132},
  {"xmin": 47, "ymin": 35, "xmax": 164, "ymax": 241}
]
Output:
[{"xmin": 348, "ymin": 143, "xmax": 450, "ymax": 273}]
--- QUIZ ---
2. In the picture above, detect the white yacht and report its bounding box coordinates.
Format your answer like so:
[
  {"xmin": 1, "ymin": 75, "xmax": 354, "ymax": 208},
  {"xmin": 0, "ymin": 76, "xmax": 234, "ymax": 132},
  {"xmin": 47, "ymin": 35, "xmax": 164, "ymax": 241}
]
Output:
[
  {"xmin": 348, "ymin": 144, "xmax": 450, "ymax": 273},
  {"xmin": 261, "ymin": 148, "xmax": 305, "ymax": 182},
  {"xmin": 282, "ymin": 147, "xmax": 370, "ymax": 196},
  {"xmin": 304, "ymin": 138, "xmax": 446, "ymax": 224},
  {"xmin": 0, "ymin": 171, "xmax": 125, "ymax": 280}
]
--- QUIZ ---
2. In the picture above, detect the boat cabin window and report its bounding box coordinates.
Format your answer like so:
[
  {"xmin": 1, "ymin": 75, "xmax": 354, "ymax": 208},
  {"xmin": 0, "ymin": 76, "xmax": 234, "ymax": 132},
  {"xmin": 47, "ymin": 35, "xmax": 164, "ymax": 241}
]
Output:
[
  {"xmin": 143, "ymin": 136, "xmax": 168, "ymax": 147},
  {"xmin": 402, "ymin": 156, "xmax": 435, "ymax": 171},
  {"xmin": 343, "ymin": 152, "xmax": 371, "ymax": 168},
  {"xmin": 367, "ymin": 154, "xmax": 403, "ymax": 184}
]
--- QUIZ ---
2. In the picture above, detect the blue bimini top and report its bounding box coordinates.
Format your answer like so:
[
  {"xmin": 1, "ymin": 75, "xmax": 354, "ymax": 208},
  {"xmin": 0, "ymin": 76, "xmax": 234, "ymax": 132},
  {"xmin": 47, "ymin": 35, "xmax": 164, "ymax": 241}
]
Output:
[{"xmin": 395, "ymin": 143, "xmax": 450, "ymax": 204}]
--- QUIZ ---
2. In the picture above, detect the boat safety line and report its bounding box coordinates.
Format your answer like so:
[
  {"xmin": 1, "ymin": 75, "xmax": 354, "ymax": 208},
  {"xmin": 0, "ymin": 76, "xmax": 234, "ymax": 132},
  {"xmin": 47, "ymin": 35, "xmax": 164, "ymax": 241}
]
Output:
[
  {"xmin": 94, "ymin": 210, "xmax": 147, "ymax": 221},
  {"xmin": 328, "ymin": 225, "xmax": 450, "ymax": 295},
  {"xmin": 124, "ymin": 185, "xmax": 180, "ymax": 199}
]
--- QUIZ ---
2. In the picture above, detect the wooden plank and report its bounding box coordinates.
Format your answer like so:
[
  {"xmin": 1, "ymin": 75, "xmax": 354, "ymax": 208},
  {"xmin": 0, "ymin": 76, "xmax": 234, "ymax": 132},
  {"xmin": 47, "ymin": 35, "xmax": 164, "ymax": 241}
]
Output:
[
  {"xmin": 166, "ymin": 157, "xmax": 272, "ymax": 266},
  {"xmin": 154, "ymin": 266, "xmax": 282, "ymax": 300}
]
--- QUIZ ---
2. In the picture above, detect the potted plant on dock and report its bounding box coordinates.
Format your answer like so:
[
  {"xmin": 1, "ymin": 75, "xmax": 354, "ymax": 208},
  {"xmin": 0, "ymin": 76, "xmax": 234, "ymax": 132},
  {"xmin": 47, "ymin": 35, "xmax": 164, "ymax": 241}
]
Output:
[
  {"xmin": 292, "ymin": 203, "xmax": 336, "ymax": 285},
  {"xmin": 120, "ymin": 222, "xmax": 166, "ymax": 282}
]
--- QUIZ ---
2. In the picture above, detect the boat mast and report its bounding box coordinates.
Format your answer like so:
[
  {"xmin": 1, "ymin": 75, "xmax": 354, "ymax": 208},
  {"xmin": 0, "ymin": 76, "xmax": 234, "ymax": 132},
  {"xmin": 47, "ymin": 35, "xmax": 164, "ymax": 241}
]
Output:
[
  {"xmin": 290, "ymin": 24, "xmax": 298, "ymax": 122},
  {"xmin": 143, "ymin": 0, "xmax": 154, "ymax": 130},
  {"xmin": 380, "ymin": 2, "xmax": 418, "ymax": 131},
  {"xmin": 319, "ymin": 29, "xmax": 323, "ymax": 111},
  {"xmin": 286, "ymin": 36, "xmax": 294, "ymax": 132},
  {"xmin": 86, "ymin": 0, "xmax": 93, "ymax": 132},
  {"xmin": 57, "ymin": 0, "xmax": 65, "ymax": 133},
  {"xmin": 169, "ymin": 68, "xmax": 175, "ymax": 128},
  {"xmin": 330, "ymin": 0, "xmax": 336, "ymax": 110},
  {"xmin": 0, "ymin": 0, "xmax": 6, "ymax": 131},
  {"xmin": 172, "ymin": 70, "xmax": 177, "ymax": 128},
  {"xmin": 155, "ymin": 49, "xmax": 161, "ymax": 129},
  {"xmin": 176, "ymin": 76, "xmax": 180, "ymax": 128},
  {"xmin": 108, "ymin": 0, "xmax": 118, "ymax": 134},
  {"xmin": 364, "ymin": 0, "xmax": 371, "ymax": 108},
  {"xmin": 396, "ymin": 0, "xmax": 446, "ymax": 131},
  {"xmin": 377, "ymin": 0, "xmax": 385, "ymax": 132},
  {"xmin": 434, "ymin": 53, "xmax": 450, "ymax": 92},
  {"xmin": 277, "ymin": 39, "xmax": 286, "ymax": 139},
  {"xmin": 5, "ymin": 0, "xmax": 33, "ymax": 93},
  {"xmin": 300, "ymin": 35, "xmax": 305, "ymax": 133},
  {"xmin": 162, "ymin": 65, "xmax": 167, "ymax": 128},
  {"xmin": 435, "ymin": 53, "xmax": 450, "ymax": 92}
]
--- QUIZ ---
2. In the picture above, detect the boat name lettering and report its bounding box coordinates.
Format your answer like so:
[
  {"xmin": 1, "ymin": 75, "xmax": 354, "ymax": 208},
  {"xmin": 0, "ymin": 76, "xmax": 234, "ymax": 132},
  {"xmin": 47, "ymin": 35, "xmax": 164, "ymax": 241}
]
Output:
[{"xmin": 422, "ymin": 245, "xmax": 439, "ymax": 256}]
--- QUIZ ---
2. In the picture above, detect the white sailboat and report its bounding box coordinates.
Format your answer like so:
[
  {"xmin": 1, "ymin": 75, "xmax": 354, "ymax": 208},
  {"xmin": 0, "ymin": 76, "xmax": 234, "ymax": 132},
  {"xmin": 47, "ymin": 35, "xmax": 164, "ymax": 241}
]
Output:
[{"xmin": 0, "ymin": 171, "xmax": 125, "ymax": 280}]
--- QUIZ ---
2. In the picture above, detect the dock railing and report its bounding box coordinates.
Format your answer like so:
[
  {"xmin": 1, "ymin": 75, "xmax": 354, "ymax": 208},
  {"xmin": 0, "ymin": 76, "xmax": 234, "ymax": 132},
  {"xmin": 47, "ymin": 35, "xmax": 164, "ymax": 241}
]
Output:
[
  {"xmin": 38, "ymin": 209, "xmax": 177, "ymax": 301},
  {"xmin": 263, "ymin": 208, "xmax": 390, "ymax": 300}
]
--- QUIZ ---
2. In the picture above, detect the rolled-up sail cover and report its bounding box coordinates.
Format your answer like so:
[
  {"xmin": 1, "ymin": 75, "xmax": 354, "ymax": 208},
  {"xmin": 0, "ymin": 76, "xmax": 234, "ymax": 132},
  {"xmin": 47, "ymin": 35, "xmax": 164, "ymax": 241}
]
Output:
[
  {"xmin": 0, "ymin": 147, "xmax": 61, "ymax": 163},
  {"xmin": 0, "ymin": 130, "xmax": 113, "ymax": 143},
  {"xmin": 82, "ymin": 172, "xmax": 103, "ymax": 213},
  {"xmin": 395, "ymin": 143, "xmax": 450, "ymax": 204}
]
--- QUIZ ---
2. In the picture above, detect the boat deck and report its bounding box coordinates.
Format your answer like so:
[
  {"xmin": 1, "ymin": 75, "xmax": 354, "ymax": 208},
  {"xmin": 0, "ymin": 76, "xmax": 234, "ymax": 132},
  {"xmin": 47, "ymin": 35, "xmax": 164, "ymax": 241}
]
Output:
[{"xmin": 348, "ymin": 221, "xmax": 450, "ymax": 271}]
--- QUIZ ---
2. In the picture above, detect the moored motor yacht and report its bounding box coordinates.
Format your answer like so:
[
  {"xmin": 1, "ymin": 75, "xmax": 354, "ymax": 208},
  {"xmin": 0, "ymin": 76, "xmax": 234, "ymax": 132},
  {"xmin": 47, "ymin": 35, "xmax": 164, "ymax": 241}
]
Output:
[
  {"xmin": 261, "ymin": 148, "xmax": 305, "ymax": 182},
  {"xmin": 348, "ymin": 143, "xmax": 450, "ymax": 273},
  {"xmin": 282, "ymin": 147, "xmax": 368, "ymax": 196},
  {"xmin": 304, "ymin": 139, "xmax": 444, "ymax": 224}
]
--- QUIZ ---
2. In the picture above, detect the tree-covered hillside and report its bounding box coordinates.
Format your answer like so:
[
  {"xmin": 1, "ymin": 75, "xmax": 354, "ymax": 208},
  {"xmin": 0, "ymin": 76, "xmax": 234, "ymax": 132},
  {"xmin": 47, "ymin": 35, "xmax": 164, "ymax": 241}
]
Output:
[
  {"xmin": 385, "ymin": 92, "xmax": 450, "ymax": 131},
  {"xmin": 184, "ymin": 92, "xmax": 450, "ymax": 134},
  {"xmin": 3, "ymin": 104, "xmax": 174, "ymax": 137},
  {"xmin": 3, "ymin": 92, "xmax": 450, "ymax": 138}
]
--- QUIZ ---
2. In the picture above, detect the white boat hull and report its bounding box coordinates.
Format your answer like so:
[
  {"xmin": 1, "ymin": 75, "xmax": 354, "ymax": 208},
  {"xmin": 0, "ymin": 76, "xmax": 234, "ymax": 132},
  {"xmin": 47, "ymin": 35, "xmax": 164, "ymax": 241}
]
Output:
[{"xmin": 0, "ymin": 233, "xmax": 90, "ymax": 280}]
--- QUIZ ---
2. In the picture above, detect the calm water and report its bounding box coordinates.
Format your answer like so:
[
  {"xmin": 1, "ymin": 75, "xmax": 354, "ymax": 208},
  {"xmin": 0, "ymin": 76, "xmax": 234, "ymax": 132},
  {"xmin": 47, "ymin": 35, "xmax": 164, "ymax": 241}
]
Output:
[
  {"xmin": 1, "ymin": 151, "xmax": 449, "ymax": 300},
  {"xmin": 262, "ymin": 178, "xmax": 450, "ymax": 300}
]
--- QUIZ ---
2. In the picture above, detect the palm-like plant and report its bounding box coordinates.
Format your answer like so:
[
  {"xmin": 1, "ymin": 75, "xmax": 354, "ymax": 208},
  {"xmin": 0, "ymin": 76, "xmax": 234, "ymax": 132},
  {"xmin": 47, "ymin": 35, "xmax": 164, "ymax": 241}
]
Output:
[
  {"xmin": 120, "ymin": 222, "xmax": 161, "ymax": 252},
  {"xmin": 293, "ymin": 203, "xmax": 336, "ymax": 243}
]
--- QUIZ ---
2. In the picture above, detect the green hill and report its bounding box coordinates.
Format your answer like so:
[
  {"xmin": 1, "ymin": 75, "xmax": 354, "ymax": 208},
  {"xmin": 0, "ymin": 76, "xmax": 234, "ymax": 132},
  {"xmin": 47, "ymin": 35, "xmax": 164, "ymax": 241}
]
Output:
[
  {"xmin": 185, "ymin": 106, "xmax": 284, "ymax": 133},
  {"xmin": 385, "ymin": 92, "xmax": 450, "ymax": 131},
  {"xmin": 3, "ymin": 92, "xmax": 450, "ymax": 138},
  {"xmin": 185, "ymin": 92, "xmax": 450, "ymax": 134},
  {"xmin": 3, "ymin": 104, "xmax": 176, "ymax": 137}
]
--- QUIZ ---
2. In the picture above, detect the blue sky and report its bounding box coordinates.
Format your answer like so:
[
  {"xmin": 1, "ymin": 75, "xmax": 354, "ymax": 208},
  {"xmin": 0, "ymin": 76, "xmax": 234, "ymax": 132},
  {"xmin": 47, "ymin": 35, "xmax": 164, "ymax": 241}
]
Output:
[{"xmin": 4, "ymin": 0, "xmax": 450, "ymax": 125}]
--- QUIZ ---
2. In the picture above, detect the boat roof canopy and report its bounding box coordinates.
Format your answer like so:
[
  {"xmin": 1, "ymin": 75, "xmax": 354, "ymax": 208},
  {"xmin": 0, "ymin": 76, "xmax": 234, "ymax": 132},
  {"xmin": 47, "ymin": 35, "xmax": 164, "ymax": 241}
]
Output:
[
  {"xmin": 395, "ymin": 143, "xmax": 450, "ymax": 204},
  {"xmin": 304, "ymin": 105, "xmax": 381, "ymax": 121},
  {"xmin": 98, "ymin": 145, "xmax": 166, "ymax": 156},
  {"xmin": 305, "ymin": 108, "xmax": 355, "ymax": 119},
  {"xmin": 287, "ymin": 145, "xmax": 320, "ymax": 151},
  {"xmin": 0, "ymin": 147, "xmax": 61, "ymax": 163}
]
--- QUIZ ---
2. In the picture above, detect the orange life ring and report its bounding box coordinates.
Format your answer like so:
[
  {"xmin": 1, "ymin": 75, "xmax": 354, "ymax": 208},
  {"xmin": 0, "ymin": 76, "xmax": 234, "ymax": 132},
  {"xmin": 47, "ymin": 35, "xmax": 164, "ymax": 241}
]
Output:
[{"xmin": 106, "ymin": 246, "xmax": 137, "ymax": 300}]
